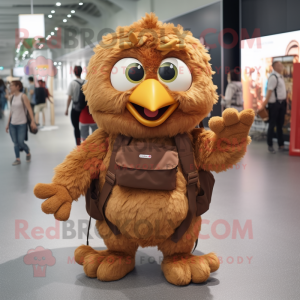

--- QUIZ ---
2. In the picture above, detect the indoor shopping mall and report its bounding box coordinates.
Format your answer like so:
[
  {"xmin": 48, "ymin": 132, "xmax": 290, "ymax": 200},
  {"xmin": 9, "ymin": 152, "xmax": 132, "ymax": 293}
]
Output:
[{"xmin": 0, "ymin": 0, "xmax": 300, "ymax": 299}]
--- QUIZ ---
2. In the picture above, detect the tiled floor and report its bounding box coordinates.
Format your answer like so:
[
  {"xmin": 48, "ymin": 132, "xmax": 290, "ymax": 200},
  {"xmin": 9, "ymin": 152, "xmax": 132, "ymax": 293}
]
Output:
[{"xmin": 0, "ymin": 92, "xmax": 300, "ymax": 300}]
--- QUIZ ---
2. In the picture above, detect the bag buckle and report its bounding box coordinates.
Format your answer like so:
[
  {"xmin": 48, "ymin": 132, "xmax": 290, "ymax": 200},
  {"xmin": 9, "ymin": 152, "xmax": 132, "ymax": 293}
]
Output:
[
  {"xmin": 105, "ymin": 171, "xmax": 116, "ymax": 186},
  {"xmin": 187, "ymin": 171, "xmax": 198, "ymax": 185}
]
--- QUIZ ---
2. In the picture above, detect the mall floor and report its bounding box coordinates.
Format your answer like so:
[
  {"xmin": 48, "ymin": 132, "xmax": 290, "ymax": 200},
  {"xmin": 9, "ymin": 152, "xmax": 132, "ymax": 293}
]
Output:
[{"xmin": 0, "ymin": 92, "xmax": 300, "ymax": 300}]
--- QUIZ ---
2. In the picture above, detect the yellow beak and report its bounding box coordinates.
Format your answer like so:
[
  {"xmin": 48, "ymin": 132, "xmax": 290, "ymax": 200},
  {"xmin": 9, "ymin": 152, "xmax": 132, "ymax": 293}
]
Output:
[{"xmin": 126, "ymin": 79, "xmax": 178, "ymax": 127}]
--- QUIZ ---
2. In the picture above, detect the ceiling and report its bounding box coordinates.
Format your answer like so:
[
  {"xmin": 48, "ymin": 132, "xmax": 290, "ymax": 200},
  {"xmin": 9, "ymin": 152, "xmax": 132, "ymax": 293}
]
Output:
[{"xmin": 0, "ymin": 0, "xmax": 139, "ymax": 69}]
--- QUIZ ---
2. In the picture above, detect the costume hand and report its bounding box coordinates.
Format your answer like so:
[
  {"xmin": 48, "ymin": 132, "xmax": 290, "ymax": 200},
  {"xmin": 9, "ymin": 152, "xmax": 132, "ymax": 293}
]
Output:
[
  {"xmin": 208, "ymin": 108, "xmax": 255, "ymax": 144},
  {"xmin": 34, "ymin": 183, "xmax": 73, "ymax": 221}
]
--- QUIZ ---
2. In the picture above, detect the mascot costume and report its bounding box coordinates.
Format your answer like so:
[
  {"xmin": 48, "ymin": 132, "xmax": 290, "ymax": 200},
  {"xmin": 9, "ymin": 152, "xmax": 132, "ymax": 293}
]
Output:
[{"xmin": 34, "ymin": 13, "xmax": 254, "ymax": 286}]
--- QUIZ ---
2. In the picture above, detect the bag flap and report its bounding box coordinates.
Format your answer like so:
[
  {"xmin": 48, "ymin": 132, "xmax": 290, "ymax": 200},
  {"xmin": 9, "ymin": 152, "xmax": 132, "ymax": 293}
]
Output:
[{"xmin": 115, "ymin": 144, "xmax": 178, "ymax": 170}]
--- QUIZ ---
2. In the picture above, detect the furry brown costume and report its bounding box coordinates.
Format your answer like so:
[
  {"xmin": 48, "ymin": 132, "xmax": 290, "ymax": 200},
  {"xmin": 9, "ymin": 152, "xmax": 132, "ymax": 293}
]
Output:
[{"xmin": 34, "ymin": 13, "xmax": 254, "ymax": 286}]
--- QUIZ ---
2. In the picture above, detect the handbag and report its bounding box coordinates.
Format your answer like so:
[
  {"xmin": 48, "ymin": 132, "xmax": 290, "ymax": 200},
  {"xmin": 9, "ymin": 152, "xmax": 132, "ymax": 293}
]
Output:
[
  {"xmin": 11, "ymin": 94, "xmax": 38, "ymax": 134},
  {"xmin": 257, "ymin": 107, "xmax": 269, "ymax": 122}
]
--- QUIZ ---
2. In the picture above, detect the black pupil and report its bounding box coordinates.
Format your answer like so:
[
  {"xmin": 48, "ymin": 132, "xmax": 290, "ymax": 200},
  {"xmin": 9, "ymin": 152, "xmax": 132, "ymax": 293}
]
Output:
[
  {"xmin": 159, "ymin": 64, "xmax": 175, "ymax": 80},
  {"xmin": 128, "ymin": 64, "xmax": 144, "ymax": 81}
]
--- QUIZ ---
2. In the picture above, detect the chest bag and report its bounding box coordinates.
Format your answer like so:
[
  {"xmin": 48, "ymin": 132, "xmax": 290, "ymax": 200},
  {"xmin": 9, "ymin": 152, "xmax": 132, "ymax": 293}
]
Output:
[{"xmin": 85, "ymin": 132, "xmax": 215, "ymax": 243}]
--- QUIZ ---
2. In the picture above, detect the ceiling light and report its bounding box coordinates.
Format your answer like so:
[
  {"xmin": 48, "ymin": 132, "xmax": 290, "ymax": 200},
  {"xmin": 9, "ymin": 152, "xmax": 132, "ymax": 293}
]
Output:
[
  {"xmin": 67, "ymin": 14, "xmax": 71, "ymax": 17},
  {"xmin": 63, "ymin": 19, "xmax": 67, "ymax": 22},
  {"xmin": 56, "ymin": 2, "xmax": 61, "ymax": 6},
  {"xmin": 71, "ymin": 10, "xmax": 75, "ymax": 13},
  {"xmin": 51, "ymin": 32, "xmax": 54, "ymax": 35},
  {"xmin": 51, "ymin": 10, "xmax": 55, "ymax": 13},
  {"xmin": 54, "ymin": 62, "xmax": 57, "ymax": 65},
  {"xmin": 55, "ymin": 27, "xmax": 58, "ymax": 30},
  {"xmin": 58, "ymin": 62, "xmax": 62, "ymax": 65},
  {"xmin": 48, "ymin": 15, "xmax": 52, "ymax": 18},
  {"xmin": 79, "ymin": 2, "xmax": 83, "ymax": 5}
]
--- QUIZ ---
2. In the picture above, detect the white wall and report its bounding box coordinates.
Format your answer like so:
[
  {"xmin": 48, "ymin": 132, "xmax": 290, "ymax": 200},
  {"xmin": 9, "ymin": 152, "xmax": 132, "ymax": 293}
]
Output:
[
  {"xmin": 54, "ymin": 0, "xmax": 221, "ymax": 92},
  {"xmin": 137, "ymin": 0, "xmax": 219, "ymax": 21}
]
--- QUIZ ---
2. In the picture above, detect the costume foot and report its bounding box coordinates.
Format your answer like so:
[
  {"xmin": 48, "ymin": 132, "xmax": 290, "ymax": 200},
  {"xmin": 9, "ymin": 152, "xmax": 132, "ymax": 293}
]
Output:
[
  {"xmin": 74, "ymin": 245, "xmax": 100, "ymax": 265},
  {"xmin": 97, "ymin": 251, "xmax": 135, "ymax": 281},
  {"xmin": 161, "ymin": 253, "xmax": 219, "ymax": 286},
  {"xmin": 74, "ymin": 245, "xmax": 135, "ymax": 281}
]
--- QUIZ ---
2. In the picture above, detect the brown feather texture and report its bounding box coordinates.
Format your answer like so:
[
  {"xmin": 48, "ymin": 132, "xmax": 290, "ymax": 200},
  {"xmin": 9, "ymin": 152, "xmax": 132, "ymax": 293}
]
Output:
[{"xmin": 34, "ymin": 13, "xmax": 254, "ymax": 285}]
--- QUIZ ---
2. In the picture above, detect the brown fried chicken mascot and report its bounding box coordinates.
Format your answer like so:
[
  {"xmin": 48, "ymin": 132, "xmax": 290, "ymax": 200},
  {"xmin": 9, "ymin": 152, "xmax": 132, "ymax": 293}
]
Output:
[{"xmin": 34, "ymin": 13, "xmax": 254, "ymax": 286}]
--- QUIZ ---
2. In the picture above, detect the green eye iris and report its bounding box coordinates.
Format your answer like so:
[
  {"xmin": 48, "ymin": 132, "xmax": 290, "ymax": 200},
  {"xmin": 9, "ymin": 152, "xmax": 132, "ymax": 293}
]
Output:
[
  {"xmin": 158, "ymin": 62, "xmax": 178, "ymax": 83},
  {"xmin": 125, "ymin": 63, "xmax": 144, "ymax": 83}
]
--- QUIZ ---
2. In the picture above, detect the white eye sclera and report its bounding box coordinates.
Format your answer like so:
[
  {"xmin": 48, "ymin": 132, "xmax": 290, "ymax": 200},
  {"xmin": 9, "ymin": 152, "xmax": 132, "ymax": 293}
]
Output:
[
  {"xmin": 110, "ymin": 58, "xmax": 145, "ymax": 91},
  {"xmin": 157, "ymin": 57, "xmax": 192, "ymax": 91}
]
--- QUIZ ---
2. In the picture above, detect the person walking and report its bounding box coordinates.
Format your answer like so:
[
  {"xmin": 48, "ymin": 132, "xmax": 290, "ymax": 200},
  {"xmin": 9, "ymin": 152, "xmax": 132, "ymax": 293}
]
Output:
[
  {"xmin": 5, "ymin": 80, "xmax": 36, "ymax": 165},
  {"xmin": 0, "ymin": 79, "xmax": 7, "ymax": 118},
  {"xmin": 258, "ymin": 61, "xmax": 287, "ymax": 154},
  {"xmin": 220, "ymin": 70, "xmax": 244, "ymax": 112},
  {"xmin": 65, "ymin": 66, "xmax": 84, "ymax": 146}
]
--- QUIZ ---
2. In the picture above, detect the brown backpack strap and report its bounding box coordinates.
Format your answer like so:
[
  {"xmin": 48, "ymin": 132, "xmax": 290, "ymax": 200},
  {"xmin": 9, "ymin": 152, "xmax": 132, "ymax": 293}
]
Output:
[
  {"xmin": 172, "ymin": 133, "xmax": 198, "ymax": 243},
  {"xmin": 97, "ymin": 134, "xmax": 132, "ymax": 235}
]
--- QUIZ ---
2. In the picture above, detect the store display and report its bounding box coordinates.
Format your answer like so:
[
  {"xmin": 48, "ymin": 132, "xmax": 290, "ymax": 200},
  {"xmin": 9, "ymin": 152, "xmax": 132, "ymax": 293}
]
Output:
[{"xmin": 241, "ymin": 30, "xmax": 300, "ymax": 139}]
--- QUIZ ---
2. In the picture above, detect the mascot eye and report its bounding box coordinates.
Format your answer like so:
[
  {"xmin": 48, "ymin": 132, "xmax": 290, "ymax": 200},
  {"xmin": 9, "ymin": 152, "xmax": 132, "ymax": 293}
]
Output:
[
  {"xmin": 157, "ymin": 58, "xmax": 192, "ymax": 91},
  {"xmin": 126, "ymin": 63, "xmax": 144, "ymax": 83},
  {"xmin": 158, "ymin": 62, "xmax": 178, "ymax": 82},
  {"xmin": 111, "ymin": 58, "xmax": 145, "ymax": 91}
]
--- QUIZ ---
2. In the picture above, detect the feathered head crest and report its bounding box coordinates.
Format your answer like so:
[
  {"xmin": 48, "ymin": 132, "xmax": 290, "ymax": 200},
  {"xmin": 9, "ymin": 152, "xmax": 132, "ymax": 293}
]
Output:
[{"xmin": 119, "ymin": 30, "xmax": 186, "ymax": 56}]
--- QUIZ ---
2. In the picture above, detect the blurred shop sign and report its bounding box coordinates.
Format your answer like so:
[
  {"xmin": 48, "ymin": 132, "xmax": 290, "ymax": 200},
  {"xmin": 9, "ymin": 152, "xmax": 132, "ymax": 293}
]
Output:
[
  {"xmin": 18, "ymin": 14, "xmax": 45, "ymax": 38},
  {"xmin": 13, "ymin": 67, "xmax": 25, "ymax": 77}
]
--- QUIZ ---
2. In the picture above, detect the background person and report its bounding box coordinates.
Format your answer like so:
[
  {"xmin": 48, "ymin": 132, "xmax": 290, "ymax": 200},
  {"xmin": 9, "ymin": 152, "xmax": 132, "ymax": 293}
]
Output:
[
  {"xmin": 5, "ymin": 80, "xmax": 36, "ymax": 165},
  {"xmin": 258, "ymin": 61, "xmax": 287, "ymax": 154},
  {"xmin": 220, "ymin": 70, "xmax": 244, "ymax": 112},
  {"xmin": 65, "ymin": 66, "xmax": 84, "ymax": 146},
  {"xmin": 34, "ymin": 80, "xmax": 53, "ymax": 126},
  {"xmin": 0, "ymin": 79, "xmax": 7, "ymax": 118}
]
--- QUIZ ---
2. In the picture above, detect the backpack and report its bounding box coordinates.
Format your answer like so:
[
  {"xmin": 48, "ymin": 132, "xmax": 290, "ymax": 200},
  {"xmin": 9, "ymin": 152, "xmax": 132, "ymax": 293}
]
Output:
[
  {"xmin": 74, "ymin": 80, "xmax": 86, "ymax": 111},
  {"xmin": 231, "ymin": 83, "xmax": 243, "ymax": 106},
  {"xmin": 85, "ymin": 132, "xmax": 215, "ymax": 244}
]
